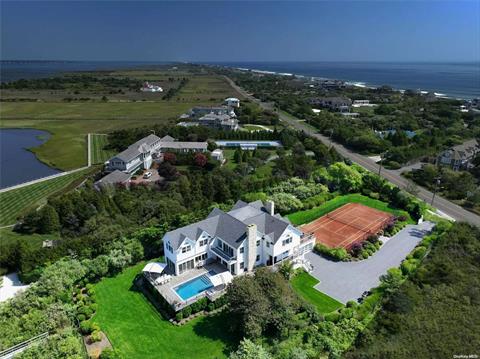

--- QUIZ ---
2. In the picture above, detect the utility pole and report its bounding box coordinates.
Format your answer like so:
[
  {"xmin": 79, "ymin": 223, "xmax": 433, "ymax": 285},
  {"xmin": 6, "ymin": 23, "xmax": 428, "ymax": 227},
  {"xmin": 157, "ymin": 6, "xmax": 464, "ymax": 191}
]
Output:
[{"xmin": 431, "ymin": 176, "xmax": 441, "ymax": 206}]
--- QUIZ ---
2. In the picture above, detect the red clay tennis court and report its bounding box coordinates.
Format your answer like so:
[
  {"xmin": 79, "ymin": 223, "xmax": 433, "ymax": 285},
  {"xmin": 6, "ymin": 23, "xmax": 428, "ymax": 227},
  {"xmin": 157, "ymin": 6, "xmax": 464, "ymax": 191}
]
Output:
[{"xmin": 300, "ymin": 203, "xmax": 394, "ymax": 250}]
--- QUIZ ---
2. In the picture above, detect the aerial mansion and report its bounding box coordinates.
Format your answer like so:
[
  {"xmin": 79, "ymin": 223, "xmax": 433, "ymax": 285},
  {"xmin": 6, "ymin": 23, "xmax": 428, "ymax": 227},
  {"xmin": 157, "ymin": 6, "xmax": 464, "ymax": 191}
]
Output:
[
  {"xmin": 178, "ymin": 97, "xmax": 240, "ymax": 131},
  {"xmin": 106, "ymin": 134, "xmax": 207, "ymax": 174},
  {"xmin": 142, "ymin": 200, "xmax": 315, "ymax": 311},
  {"xmin": 163, "ymin": 199, "xmax": 314, "ymax": 275}
]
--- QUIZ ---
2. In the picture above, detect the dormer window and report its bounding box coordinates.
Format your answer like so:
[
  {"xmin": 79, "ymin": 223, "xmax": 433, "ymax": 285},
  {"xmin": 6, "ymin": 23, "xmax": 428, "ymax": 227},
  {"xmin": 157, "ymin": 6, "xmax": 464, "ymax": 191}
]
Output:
[{"xmin": 182, "ymin": 245, "xmax": 191, "ymax": 253}]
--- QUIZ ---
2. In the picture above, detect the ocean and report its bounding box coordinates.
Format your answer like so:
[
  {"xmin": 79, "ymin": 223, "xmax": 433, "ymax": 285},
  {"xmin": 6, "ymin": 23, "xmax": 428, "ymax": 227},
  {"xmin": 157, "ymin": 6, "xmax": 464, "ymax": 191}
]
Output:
[
  {"xmin": 0, "ymin": 60, "xmax": 479, "ymax": 99},
  {"xmin": 211, "ymin": 61, "xmax": 480, "ymax": 100}
]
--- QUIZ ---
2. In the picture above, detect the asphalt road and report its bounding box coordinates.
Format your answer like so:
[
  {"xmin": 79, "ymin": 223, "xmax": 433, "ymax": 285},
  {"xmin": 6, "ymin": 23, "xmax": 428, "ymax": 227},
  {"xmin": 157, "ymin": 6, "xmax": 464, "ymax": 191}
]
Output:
[
  {"xmin": 305, "ymin": 221, "xmax": 435, "ymax": 303},
  {"xmin": 225, "ymin": 76, "xmax": 480, "ymax": 226}
]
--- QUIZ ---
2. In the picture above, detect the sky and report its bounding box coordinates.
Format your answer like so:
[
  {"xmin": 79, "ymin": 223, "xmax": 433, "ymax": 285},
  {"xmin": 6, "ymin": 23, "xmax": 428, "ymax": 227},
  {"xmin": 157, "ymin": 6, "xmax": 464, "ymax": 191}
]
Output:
[{"xmin": 1, "ymin": 1, "xmax": 479, "ymax": 62}]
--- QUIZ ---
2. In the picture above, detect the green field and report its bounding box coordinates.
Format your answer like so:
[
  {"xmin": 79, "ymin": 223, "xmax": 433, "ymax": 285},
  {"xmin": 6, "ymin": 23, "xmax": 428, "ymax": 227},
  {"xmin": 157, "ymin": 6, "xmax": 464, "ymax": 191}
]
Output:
[
  {"xmin": 287, "ymin": 193, "xmax": 412, "ymax": 226},
  {"xmin": 176, "ymin": 76, "xmax": 241, "ymax": 102},
  {"xmin": 0, "ymin": 116, "xmax": 181, "ymax": 170},
  {"xmin": 91, "ymin": 134, "xmax": 115, "ymax": 164},
  {"xmin": 291, "ymin": 271, "xmax": 343, "ymax": 314},
  {"xmin": 0, "ymin": 168, "xmax": 92, "ymax": 226},
  {"xmin": 93, "ymin": 262, "xmax": 236, "ymax": 359}
]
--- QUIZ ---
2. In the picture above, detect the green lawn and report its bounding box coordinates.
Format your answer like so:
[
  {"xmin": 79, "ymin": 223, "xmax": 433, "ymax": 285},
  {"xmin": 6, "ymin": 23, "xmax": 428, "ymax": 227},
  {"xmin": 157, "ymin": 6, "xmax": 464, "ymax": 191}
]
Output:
[
  {"xmin": 291, "ymin": 271, "xmax": 343, "ymax": 314},
  {"xmin": 0, "ymin": 168, "xmax": 92, "ymax": 226},
  {"xmin": 93, "ymin": 262, "xmax": 236, "ymax": 359},
  {"xmin": 287, "ymin": 193, "xmax": 412, "ymax": 226},
  {"xmin": 91, "ymin": 134, "xmax": 115, "ymax": 164}
]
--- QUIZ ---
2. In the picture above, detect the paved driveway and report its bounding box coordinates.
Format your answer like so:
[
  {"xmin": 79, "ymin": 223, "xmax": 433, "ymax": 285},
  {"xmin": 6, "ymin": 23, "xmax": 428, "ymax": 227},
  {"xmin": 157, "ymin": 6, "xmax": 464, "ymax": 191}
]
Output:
[{"xmin": 305, "ymin": 221, "xmax": 435, "ymax": 304}]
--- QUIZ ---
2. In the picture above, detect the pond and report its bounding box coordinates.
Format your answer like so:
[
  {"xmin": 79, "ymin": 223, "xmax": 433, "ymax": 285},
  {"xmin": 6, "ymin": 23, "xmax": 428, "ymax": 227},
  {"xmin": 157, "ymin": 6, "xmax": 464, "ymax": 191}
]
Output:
[{"xmin": 0, "ymin": 128, "xmax": 62, "ymax": 189}]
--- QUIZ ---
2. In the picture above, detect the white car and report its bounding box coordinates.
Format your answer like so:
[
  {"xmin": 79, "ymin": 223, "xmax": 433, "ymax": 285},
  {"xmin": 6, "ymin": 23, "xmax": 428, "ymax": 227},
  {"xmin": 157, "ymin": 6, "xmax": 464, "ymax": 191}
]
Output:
[{"xmin": 143, "ymin": 172, "xmax": 152, "ymax": 179}]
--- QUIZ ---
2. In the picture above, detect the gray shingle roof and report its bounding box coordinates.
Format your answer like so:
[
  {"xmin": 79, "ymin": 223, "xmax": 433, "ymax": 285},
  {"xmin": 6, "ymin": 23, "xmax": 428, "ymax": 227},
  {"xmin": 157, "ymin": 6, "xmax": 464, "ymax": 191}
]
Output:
[
  {"xmin": 159, "ymin": 141, "xmax": 208, "ymax": 150},
  {"xmin": 164, "ymin": 200, "xmax": 294, "ymax": 251},
  {"xmin": 97, "ymin": 170, "xmax": 130, "ymax": 185},
  {"xmin": 113, "ymin": 134, "xmax": 161, "ymax": 162}
]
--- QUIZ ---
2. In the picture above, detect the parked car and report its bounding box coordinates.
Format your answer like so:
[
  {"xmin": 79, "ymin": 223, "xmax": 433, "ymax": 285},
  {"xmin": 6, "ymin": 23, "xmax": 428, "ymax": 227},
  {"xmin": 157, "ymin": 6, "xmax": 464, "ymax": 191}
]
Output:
[{"xmin": 143, "ymin": 172, "xmax": 152, "ymax": 179}]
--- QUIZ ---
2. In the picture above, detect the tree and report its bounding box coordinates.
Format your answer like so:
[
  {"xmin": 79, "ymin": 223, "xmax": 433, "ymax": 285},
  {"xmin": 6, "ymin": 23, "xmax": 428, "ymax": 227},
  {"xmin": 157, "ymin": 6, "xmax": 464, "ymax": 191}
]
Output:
[
  {"xmin": 194, "ymin": 153, "xmax": 207, "ymax": 167},
  {"xmin": 226, "ymin": 275, "xmax": 270, "ymax": 338},
  {"xmin": 163, "ymin": 152, "xmax": 176, "ymax": 164},
  {"xmin": 157, "ymin": 162, "xmax": 178, "ymax": 180},
  {"xmin": 234, "ymin": 148, "xmax": 243, "ymax": 163},
  {"xmin": 328, "ymin": 162, "xmax": 363, "ymax": 193},
  {"xmin": 278, "ymin": 260, "xmax": 294, "ymax": 280},
  {"xmin": 229, "ymin": 339, "xmax": 272, "ymax": 359},
  {"xmin": 38, "ymin": 205, "xmax": 60, "ymax": 234}
]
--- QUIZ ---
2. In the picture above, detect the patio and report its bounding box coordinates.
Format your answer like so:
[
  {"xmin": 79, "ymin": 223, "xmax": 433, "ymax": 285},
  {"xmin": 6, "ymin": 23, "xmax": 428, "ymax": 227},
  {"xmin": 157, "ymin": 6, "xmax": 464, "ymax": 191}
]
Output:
[{"xmin": 145, "ymin": 261, "xmax": 229, "ymax": 311}]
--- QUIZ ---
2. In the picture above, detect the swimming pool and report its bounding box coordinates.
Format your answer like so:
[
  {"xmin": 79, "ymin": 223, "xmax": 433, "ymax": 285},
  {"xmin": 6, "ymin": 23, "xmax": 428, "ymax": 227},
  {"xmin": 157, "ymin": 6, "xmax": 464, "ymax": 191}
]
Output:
[{"xmin": 174, "ymin": 274, "xmax": 213, "ymax": 301}]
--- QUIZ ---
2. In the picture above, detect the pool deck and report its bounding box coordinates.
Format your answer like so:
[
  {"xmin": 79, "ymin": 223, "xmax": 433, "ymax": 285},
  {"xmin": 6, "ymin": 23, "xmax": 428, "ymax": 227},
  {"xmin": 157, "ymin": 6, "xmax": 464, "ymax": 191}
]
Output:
[{"xmin": 148, "ymin": 262, "xmax": 228, "ymax": 311}]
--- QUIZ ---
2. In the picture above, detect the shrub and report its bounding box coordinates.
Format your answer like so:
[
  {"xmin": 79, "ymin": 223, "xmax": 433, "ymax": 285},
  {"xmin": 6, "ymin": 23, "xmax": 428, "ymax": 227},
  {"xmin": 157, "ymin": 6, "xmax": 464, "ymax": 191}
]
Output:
[
  {"xmin": 400, "ymin": 258, "xmax": 419, "ymax": 275},
  {"xmin": 314, "ymin": 244, "xmax": 349, "ymax": 261},
  {"xmin": 80, "ymin": 320, "xmax": 94, "ymax": 335},
  {"xmin": 90, "ymin": 330, "xmax": 102, "ymax": 343},
  {"xmin": 182, "ymin": 306, "xmax": 192, "ymax": 318},
  {"xmin": 100, "ymin": 348, "xmax": 122, "ymax": 359},
  {"xmin": 175, "ymin": 312, "xmax": 183, "ymax": 321},
  {"xmin": 398, "ymin": 215, "xmax": 408, "ymax": 222},
  {"xmin": 412, "ymin": 246, "xmax": 427, "ymax": 259},
  {"xmin": 366, "ymin": 234, "xmax": 379, "ymax": 244},
  {"xmin": 324, "ymin": 312, "xmax": 341, "ymax": 322},
  {"xmin": 346, "ymin": 300, "xmax": 358, "ymax": 308},
  {"xmin": 77, "ymin": 314, "xmax": 86, "ymax": 322},
  {"xmin": 207, "ymin": 302, "xmax": 215, "ymax": 312}
]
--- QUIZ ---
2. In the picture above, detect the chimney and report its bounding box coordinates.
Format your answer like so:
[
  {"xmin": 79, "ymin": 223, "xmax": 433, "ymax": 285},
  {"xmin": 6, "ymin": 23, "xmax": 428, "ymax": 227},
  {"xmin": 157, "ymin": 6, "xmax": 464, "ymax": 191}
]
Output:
[
  {"xmin": 246, "ymin": 224, "xmax": 257, "ymax": 272},
  {"xmin": 265, "ymin": 200, "xmax": 274, "ymax": 216}
]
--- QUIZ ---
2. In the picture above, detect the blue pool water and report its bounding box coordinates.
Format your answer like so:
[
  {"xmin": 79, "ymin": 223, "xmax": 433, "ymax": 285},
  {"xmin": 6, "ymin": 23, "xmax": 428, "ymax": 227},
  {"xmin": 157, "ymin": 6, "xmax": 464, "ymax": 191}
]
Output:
[{"xmin": 174, "ymin": 274, "xmax": 213, "ymax": 300}]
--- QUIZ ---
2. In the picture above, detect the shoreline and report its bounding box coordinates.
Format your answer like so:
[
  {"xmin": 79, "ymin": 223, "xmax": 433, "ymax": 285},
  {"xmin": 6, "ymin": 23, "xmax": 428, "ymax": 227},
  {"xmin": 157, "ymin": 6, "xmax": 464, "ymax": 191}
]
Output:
[{"xmin": 215, "ymin": 64, "xmax": 472, "ymax": 101}]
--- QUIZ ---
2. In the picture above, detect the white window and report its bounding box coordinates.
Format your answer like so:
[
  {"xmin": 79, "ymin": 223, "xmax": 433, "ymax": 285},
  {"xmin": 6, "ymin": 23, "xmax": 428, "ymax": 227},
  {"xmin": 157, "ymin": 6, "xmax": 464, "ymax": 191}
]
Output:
[
  {"xmin": 166, "ymin": 242, "xmax": 173, "ymax": 253},
  {"xmin": 266, "ymin": 242, "xmax": 270, "ymax": 248},
  {"xmin": 282, "ymin": 236, "xmax": 293, "ymax": 246},
  {"xmin": 239, "ymin": 262, "xmax": 244, "ymax": 269},
  {"xmin": 199, "ymin": 238, "xmax": 208, "ymax": 247},
  {"xmin": 182, "ymin": 245, "xmax": 191, "ymax": 253},
  {"xmin": 256, "ymin": 240, "xmax": 260, "ymax": 247},
  {"xmin": 240, "ymin": 247, "xmax": 244, "ymax": 254},
  {"xmin": 256, "ymin": 255, "xmax": 260, "ymax": 261}
]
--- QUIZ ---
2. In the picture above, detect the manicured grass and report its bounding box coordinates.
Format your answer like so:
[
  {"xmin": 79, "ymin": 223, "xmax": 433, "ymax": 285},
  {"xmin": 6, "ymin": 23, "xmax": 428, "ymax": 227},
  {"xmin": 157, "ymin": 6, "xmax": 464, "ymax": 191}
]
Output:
[
  {"xmin": 0, "ymin": 168, "xmax": 92, "ymax": 226},
  {"xmin": 91, "ymin": 134, "xmax": 115, "ymax": 164},
  {"xmin": 287, "ymin": 193, "xmax": 412, "ymax": 226},
  {"xmin": 0, "ymin": 117, "xmax": 179, "ymax": 170},
  {"xmin": 0, "ymin": 101, "xmax": 197, "ymax": 120},
  {"xmin": 291, "ymin": 271, "xmax": 343, "ymax": 314},
  {"xmin": 93, "ymin": 262, "xmax": 236, "ymax": 359}
]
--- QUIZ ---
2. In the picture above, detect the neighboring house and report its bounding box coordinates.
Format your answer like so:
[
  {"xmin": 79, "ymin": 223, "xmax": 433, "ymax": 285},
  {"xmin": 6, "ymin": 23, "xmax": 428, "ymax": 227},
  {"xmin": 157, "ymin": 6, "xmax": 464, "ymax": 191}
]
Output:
[
  {"xmin": 106, "ymin": 134, "xmax": 162, "ymax": 174},
  {"xmin": 198, "ymin": 113, "xmax": 239, "ymax": 131},
  {"xmin": 352, "ymin": 100, "xmax": 376, "ymax": 108},
  {"xmin": 436, "ymin": 139, "xmax": 480, "ymax": 171},
  {"xmin": 183, "ymin": 106, "xmax": 236, "ymax": 120},
  {"xmin": 94, "ymin": 170, "xmax": 131, "ymax": 189},
  {"xmin": 308, "ymin": 97, "xmax": 352, "ymax": 112},
  {"xmin": 141, "ymin": 82, "xmax": 163, "ymax": 92},
  {"xmin": 215, "ymin": 140, "xmax": 282, "ymax": 150},
  {"xmin": 211, "ymin": 149, "xmax": 225, "ymax": 163},
  {"xmin": 105, "ymin": 134, "xmax": 208, "ymax": 173},
  {"xmin": 163, "ymin": 200, "xmax": 315, "ymax": 276},
  {"xmin": 224, "ymin": 97, "xmax": 240, "ymax": 108}
]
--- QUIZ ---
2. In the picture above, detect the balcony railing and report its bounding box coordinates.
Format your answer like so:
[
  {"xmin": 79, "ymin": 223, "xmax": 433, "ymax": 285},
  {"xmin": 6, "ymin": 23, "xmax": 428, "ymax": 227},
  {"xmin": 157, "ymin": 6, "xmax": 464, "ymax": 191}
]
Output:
[
  {"xmin": 211, "ymin": 246, "xmax": 236, "ymax": 262},
  {"xmin": 300, "ymin": 233, "xmax": 316, "ymax": 244}
]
